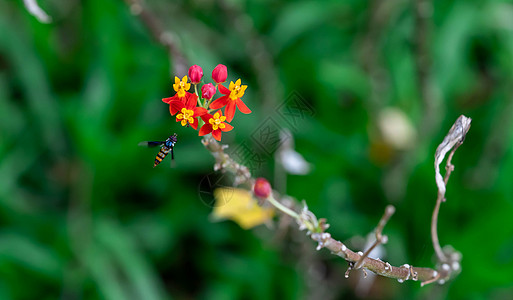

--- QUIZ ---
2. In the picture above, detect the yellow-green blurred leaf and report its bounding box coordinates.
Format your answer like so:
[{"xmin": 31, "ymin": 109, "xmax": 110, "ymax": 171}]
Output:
[{"xmin": 211, "ymin": 188, "xmax": 274, "ymax": 230}]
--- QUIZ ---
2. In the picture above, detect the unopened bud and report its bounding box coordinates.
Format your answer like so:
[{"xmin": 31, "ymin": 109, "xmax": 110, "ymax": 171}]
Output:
[
  {"xmin": 212, "ymin": 64, "xmax": 227, "ymax": 84},
  {"xmin": 188, "ymin": 64, "xmax": 203, "ymax": 84},
  {"xmin": 253, "ymin": 177, "xmax": 271, "ymax": 198},
  {"xmin": 201, "ymin": 83, "xmax": 216, "ymax": 100}
]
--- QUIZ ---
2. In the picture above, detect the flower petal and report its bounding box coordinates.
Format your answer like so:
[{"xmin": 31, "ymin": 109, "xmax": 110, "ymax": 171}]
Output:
[
  {"xmin": 199, "ymin": 123, "xmax": 213, "ymax": 136},
  {"xmin": 212, "ymin": 129, "xmax": 222, "ymax": 141},
  {"xmin": 201, "ymin": 113, "xmax": 213, "ymax": 123},
  {"xmin": 184, "ymin": 93, "xmax": 197, "ymax": 108},
  {"xmin": 162, "ymin": 97, "xmax": 173, "ymax": 104},
  {"xmin": 169, "ymin": 100, "xmax": 184, "ymax": 115},
  {"xmin": 209, "ymin": 96, "xmax": 229, "ymax": 110},
  {"xmin": 218, "ymin": 84, "xmax": 230, "ymax": 95},
  {"xmin": 221, "ymin": 122, "xmax": 234, "ymax": 132},
  {"xmin": 236, "ymin": 99, "xmax": 252, "ymax": 114},
  {"xmin": 225, "ymin": 101, "xmax": 236, "ymax": 122},
  {"xmin": 190, "ymin": 118, "xmax": 198, "ymax": 130},
  {"xmin": 193, "ymin": 107, "xmax": 208, "ymax": 117}
]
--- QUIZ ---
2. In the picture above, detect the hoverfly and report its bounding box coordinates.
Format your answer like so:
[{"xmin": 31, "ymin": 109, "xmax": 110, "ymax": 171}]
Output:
[{"xmin": 139, "ymin": 133, "xmax": 177, "ymax": 167}]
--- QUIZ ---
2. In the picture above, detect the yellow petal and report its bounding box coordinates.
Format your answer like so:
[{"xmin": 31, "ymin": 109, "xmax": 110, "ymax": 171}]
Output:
[
  {"xmin": 212, "ymin": 188, "xmax": 274, "ymax": 229},
  {"xmin": 212, "ymin": 124, "xmax": 218, "ymax": 130},
  {"xmin": 220, "ymin": 116, "xmax": 226, "ymax": 122},
  {"xmin": 213, "ymin": 112, "xmax": 220, "ymax": 119},
  {"xmin": 219, "ymin": 123, "xmax": 226, "ymax": 129},
  {"xmin": 176, "ymin": 114, "xmax": 183, "ymax": 119},
  {"xmin": 229, "ymin": 81, "xmax": 235, "ymax": 91},
  {"xmin": 174, "ymin": 76, "xmax": 180, "ymax": 84},
  {"xmin": 182, "ymin": 75, "xmax": 188, "ymax": 83},
  {"xmin": 181, "ymin": 119, "xmax": 187, "ymax": 126},
  {"xmin": 235, "ymin": 79, "xmax": 241, "ymax": 86}
]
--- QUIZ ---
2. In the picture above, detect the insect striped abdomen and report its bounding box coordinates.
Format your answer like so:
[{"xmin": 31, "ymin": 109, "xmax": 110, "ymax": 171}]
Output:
[{"xmin": 154, "ymin": 147, "xmax": 171, "ymax": 167}]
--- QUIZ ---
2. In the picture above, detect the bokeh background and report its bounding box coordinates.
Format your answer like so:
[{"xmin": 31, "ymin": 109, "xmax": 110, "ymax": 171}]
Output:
[{"xmin": 1, "ymin": 0, "xmax": 513, "ymax": 299}]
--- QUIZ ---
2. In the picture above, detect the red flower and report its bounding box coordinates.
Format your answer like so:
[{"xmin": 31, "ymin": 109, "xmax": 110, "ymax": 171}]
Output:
[
  {"xmin": 212, "ymin": 64, "xmax": 227, "ymax": 84},
  {"xmin": 188, "ymin": 65, "xmax": 203, "ymax": 84},
  {"xmin": 162, "ymin": 76, "xmax": 196, "ymax": 114},
  {"xmin": 170, "ymin": 93, "xmax": 207, "ymax": 130},
  {"xmin": 163, "ymin": 92, "xmax": 199, "ymax": 115},
  {"xmin": 199, "ymin": 110, "xmax": 234, "ymax": 141},
  {"xmin": 209, "ymin": 79, "xmax": 251, "ymax": 122}
]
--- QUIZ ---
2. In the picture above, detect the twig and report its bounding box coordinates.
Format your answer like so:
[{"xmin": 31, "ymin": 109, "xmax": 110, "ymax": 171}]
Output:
[
  {"xmin": 431, "ymin": 115, "xmax": 471, "ymax": 262},
  {"xmin": 201, "ymin": 134, "xmax": 451, "ymax": 285},
  {"xmin": 309, "ymin": 232, "xmax": 435, "ymax": 283},
  {"xmin": 354, "ymin": 205, "xmax": 395, "ymax": 270},
  {"xmin": 201, "ymin": 116, "xmax": 470, "ymax": 285},
  {"xmin": 201, "ymin": 135, "xmax": 252, "ymax": 187}
]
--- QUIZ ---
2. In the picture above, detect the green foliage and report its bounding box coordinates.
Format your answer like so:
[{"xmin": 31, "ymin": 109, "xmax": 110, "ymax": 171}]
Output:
[{"xmin": 1, "ymin": 0, "xmax": 513, "ymax": 299}]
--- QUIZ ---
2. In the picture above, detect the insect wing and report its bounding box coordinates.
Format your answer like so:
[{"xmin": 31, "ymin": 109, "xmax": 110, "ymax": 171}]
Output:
[{"xmin": 138, "ymin": 141, "xmax": 164, "ymax": 148}]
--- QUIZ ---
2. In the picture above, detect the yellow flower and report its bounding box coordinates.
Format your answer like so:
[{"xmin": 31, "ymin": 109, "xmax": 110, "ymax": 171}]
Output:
[
  {"xmin": 228, "ymin": 79, "xmax": 247, "ymax": 100},
  {"xmin": 208, "ymin": 112, "xmax": 227, "ymax": 130},
  {"xmin": 172, "ymin": 76, "xmax": 191, "ymax": 98},
  {"xmin": 176, "ymin": 108, "xmax": 195, "ymax": 126}
]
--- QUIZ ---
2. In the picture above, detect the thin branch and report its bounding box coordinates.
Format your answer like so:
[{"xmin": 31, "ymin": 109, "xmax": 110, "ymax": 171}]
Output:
[
  {"xmin": 309, "ymin": 232, "xmax": 435, "ymax": 283},
  {"xmin": 201, "ymin": 135, "xmax": 252, "ymax": 187},
  {"xmin": 431, "ymin": 115, "xmax": 471, "ymax": 262},
  {"xmin": 354, "ymin": 205, "xmax": 395, "ymax": 270},
  {"xmin": 201, "ymin": 129, "xmax": 464, "ymax": 286}
]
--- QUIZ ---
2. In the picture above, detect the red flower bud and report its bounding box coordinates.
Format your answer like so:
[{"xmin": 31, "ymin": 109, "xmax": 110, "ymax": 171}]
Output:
[
  {"xmin": 188, "ymin": 65, "xmax": 203, "ymax": 84},
  {"xmin": 253, "ymin": 178, "xmax": 272, "ymax": 199},
  {"xmin": 201, "ymin": 83, "xmax": 216, "ymax": 100},
  {"xmin": 212, "ymin": 64, "xmax": 227, "ymax": 84}
]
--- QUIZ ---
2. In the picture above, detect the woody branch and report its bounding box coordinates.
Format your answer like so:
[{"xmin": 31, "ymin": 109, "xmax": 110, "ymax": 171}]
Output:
[{"xmin": 201, "ymin": 115, "xmax": 471, "ymax": 286}]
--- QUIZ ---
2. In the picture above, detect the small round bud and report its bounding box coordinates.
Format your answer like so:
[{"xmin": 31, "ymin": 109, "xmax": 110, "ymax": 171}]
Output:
[
  {"xmin": 201, "ymin": 83, "xmax": 216, "ymax": 100},
  {"xmin": 188, "ymin": 64, "xmax": 203, "ymax": 84},
  {"xmin": 253, "ymin": 177, "xmax": 272, "ymax": 198},
  {"xmin": 212, "ymin": 64, "xmax": 227, "ymax": 84}
]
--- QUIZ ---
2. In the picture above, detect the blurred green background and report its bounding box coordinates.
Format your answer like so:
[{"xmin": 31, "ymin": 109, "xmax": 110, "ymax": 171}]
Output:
[{"xmin": 1, "ymin": 0, "xmax": 513, "ymax": 299}]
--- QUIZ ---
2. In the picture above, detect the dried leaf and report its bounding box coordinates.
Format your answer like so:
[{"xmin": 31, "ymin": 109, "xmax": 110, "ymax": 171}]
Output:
[
  {"xmin": 211, "ymin": 188, "xmax": 274, "ymax": 229},
  {"xmin": 434, "ymin": 115, "xmax": 472, "ymax": 197}
]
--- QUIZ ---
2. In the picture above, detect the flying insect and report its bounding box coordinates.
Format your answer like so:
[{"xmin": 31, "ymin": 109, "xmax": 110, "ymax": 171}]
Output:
[{"xmin": 139, "ymin": 133, "xmax": 177, "ymax": 167}]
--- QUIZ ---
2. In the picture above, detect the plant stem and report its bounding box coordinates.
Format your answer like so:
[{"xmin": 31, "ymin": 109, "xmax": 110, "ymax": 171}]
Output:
[{"xmin": 266, "ymin": 195, "xmax": 299, "ymax": 219}]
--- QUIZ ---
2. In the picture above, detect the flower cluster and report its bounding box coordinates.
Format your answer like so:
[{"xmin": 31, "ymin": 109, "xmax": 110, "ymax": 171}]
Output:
[{"xmin": 162, "ymin": 64, "xmax": 251, "ymax": 141}]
